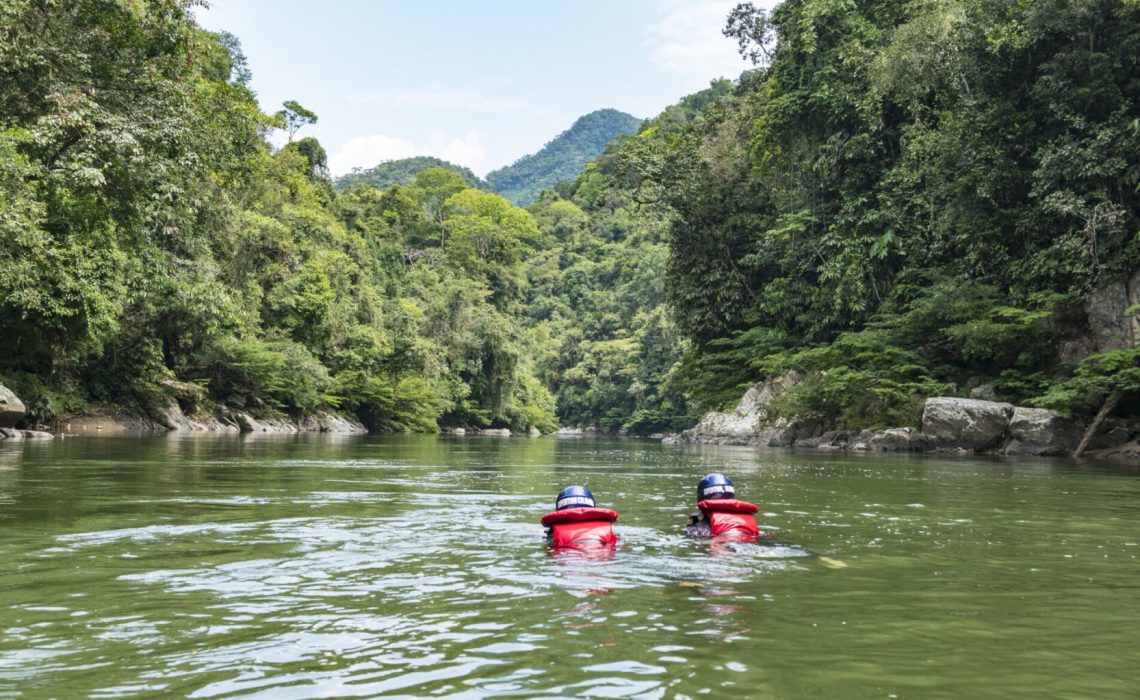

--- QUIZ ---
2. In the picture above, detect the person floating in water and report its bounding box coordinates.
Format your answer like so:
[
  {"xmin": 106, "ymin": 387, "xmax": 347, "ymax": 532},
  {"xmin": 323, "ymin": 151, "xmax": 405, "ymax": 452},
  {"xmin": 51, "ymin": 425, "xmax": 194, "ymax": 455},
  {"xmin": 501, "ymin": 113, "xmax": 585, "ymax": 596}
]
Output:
[
  {"xmin": 541, "ymin": 485, "xmax": 618, "ymax": 549},
  {"xmin": 685, "ymin": 473, "xmax": 763, "ymax": 541}
]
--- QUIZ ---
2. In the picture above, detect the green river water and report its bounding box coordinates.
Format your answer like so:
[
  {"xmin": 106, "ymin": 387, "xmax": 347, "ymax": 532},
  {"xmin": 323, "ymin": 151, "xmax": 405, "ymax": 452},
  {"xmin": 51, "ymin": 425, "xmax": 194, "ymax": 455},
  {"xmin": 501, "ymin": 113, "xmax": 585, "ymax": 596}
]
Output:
[{"xmin": 1, "ymin": 435, "xmax": 1138, "ymax": 699}]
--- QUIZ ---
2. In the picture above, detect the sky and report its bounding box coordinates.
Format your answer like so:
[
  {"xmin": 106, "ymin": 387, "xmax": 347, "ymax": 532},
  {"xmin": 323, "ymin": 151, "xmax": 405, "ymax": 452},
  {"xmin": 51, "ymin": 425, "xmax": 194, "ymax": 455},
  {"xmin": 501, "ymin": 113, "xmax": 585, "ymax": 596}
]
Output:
[{"xmin": 195, "ymin": 1, "xmax": 774, "ymax": 177}]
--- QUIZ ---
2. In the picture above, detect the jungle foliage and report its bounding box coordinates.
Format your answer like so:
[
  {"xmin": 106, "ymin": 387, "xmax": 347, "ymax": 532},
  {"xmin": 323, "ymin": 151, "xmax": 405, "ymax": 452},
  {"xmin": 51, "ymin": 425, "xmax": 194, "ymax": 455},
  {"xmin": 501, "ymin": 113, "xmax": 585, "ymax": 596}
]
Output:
[
  {"xmin": 3, "ymin": 0, "xmax": 1137, "ymax": 436},
  {"xmin": 0, "ymin": 0, "xmax": 691, "ymax": 434},
  {"xmin": 0, "ymin": 0, "xmax": 559, "ymax": 432},
  {"xmin": 654, "ymin": 0, "xmax": 1140, "ymax": 428}
]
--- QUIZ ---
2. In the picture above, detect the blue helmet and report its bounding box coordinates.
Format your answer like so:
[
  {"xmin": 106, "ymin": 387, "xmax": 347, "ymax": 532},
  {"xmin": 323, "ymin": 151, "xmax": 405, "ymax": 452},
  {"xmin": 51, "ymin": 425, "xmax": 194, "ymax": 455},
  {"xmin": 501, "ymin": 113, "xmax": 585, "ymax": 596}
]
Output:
[
  {"xmin": 697, "ymin": 473, "xmax": 735, "ymax": 501},
  {"xmin": 556, "ymin": 485, "xmax": 596, "ymax": 511}
]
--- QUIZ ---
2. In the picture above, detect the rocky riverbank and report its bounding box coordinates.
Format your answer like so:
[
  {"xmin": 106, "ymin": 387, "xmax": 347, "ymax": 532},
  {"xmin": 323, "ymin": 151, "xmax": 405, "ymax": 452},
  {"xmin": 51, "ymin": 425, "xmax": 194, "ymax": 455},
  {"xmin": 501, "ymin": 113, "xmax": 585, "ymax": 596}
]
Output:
[
  {"xmin": 0, "ymin": 382, "xmax": 367, "ymax": 438},
  {"xmin": 0, "ymin": 384, "xmax": 52, "ymax": 439},
  {"xmin": 664, "ymin": 374, "xmax": 1140, "ymax": 459}
]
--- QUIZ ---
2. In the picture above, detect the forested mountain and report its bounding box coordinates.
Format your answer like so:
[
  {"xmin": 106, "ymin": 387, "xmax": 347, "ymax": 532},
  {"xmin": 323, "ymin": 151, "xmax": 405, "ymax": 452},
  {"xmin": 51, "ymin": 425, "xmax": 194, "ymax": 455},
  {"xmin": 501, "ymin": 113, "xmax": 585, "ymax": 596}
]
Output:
[
  {"xmin": 520, "ymin": 81, "xmax": 735, "ymax": 433},
  {"xmin": 486, "ymin": 109, "xmax": 642, "ymax": 206},
  {"xmin": 335, "ymin": 156, "xmax": 487, "ymax": 191}
]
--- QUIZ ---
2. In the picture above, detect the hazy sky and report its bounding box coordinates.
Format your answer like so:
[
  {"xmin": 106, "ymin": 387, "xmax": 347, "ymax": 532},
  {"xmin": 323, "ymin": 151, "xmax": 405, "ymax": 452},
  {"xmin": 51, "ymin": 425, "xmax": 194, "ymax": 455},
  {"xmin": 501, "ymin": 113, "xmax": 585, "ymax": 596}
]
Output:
[{"xmin": 195, "ymin": 1, "xmax": 773, "ymax": 176}]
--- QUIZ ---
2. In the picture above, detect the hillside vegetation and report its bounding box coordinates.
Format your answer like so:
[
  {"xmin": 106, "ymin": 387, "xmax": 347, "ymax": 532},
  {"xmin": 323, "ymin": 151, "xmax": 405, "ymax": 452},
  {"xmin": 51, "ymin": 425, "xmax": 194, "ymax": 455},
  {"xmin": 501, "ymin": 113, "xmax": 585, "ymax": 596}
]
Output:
[
  {"xmin": 1, "ymin": 0, "xmax": 1136, "ymax": 437},
  {"xmin": 653, "ymin": 1, "xmax": 1140, "ymax": 429},
  {"xmin": 0, "ymin": 1, "xmax": 555, "ymax": 432},
  {"xmin": 486, "ymin": 109, "xmax": 642, "ymax": 206},
  {"xmin": 335, "ymin": 156, "xmax": 487, "ymax": 191}
]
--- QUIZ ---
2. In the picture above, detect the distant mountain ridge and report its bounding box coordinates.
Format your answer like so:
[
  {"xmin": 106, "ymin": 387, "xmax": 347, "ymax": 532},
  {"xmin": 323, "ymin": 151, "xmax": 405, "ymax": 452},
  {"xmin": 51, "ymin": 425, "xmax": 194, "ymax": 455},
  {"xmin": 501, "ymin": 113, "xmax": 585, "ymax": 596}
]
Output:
[
  {"xmin": 335, "ymin": 156, "xmax": 487, "ymax": 191},
  {"xmin": 486, "ymin": 108, "xmax": 643, "ymax": 206}
]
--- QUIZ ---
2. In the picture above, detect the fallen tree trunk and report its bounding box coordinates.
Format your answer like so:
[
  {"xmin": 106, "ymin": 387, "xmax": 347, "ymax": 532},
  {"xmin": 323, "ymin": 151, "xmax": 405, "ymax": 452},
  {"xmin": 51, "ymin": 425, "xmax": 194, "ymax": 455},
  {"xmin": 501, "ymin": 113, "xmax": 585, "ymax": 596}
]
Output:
[{"xmin": 1073, "ymin": 388, "xmax": 1124, "ymax": 458}]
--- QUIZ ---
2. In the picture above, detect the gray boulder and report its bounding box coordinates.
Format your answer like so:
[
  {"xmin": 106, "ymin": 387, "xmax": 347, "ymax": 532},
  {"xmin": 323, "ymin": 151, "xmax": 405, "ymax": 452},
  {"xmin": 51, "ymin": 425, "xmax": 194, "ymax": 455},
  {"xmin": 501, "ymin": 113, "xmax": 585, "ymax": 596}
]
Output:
[
  {"xmin": 158, "ymin": 378, "xmax": 207, "ymax": 413},
  {"xmin": 1003, "ymin": 407, "xmax": 1082, "ymax": 456},
  {"xmin": 155, "ymin": 400, "xmax": 194, "ymax": 431},
  {"xmin": 0, "ymin": 384, "xmax": 26, "ymax": 428},
  {"xmin": 232, "ymin": 412, "xmax": 263, "ymax": 432},
  {"xmin": 760, "ymin": 416, "xmax": 825, "ymax": 447},
  {"xmin": 297, "ymin": 412, "xmax": 368, "ymax": 433},
  {"xmin": 670, "ymin": 372, "xmax": 803, "ymax": 445},
  {"xmin": 796, "ymin": 430, "xmax": 852, "ymax": 449},
  {"xmin": 155, "ymin": 401, "xmax": 239, "ymax": 432},
  {"xmin": 1064, "ymin": 271, "xmax": 1140, "ymax": 364},
  {"xmin": 1088, "ymin": 439, "xmax": 1140, "ymax": 460},
  {"xmin": 1090, "ymin": 425, "xmax": 1132, "ymax": 450},
  {"xmin": 0, "ymin": 427, "xmax": 23, "ymax": 439},
  {"xmin": 868, "ymin": 427, "xmax": 929, "ymax": 452},
  {"xmin": 234, "ymin": 413, "xmax": 298, "ymax": 433},
  {"xmin": 555, "ymin": 426, "xmax": 600, "ymax": 436},
  {"xmin": 969, "ymin": 383, "xmax": 997, "ymax": 401},
  {"xmin": 921, "ymin": 397, "xmax": 1013, "ymax": 451}
]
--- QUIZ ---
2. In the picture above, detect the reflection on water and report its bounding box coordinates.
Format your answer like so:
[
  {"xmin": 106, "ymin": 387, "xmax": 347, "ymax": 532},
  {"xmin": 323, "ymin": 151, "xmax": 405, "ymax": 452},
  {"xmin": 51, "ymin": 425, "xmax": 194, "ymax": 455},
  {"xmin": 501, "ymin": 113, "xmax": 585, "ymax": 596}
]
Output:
[{"xmin": 1, "ymin": 434, "xmax": 1139, "ymax": 698}]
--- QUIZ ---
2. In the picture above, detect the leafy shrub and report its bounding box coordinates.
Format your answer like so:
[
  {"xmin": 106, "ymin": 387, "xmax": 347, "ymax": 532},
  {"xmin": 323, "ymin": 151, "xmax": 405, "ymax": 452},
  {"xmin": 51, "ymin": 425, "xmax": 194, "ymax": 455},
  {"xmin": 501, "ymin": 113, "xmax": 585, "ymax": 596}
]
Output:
[
  {"xmin": 0, "ymin": 372, "xmax": 86, "ymax": 425},
  {"xmin": 1033, "ymin": 349, "xmax": 1140, "ymax": 417},
  {"xmin": 332, "ymin": 371, "xmax": 446, "ymax": 432},
  {"xmin": 196, "ymin": 336, "xmax": 331, "ymax": 413},
  {"xmin": 759, "ymin": 331, "xmax": 949, "ymax": 429}
]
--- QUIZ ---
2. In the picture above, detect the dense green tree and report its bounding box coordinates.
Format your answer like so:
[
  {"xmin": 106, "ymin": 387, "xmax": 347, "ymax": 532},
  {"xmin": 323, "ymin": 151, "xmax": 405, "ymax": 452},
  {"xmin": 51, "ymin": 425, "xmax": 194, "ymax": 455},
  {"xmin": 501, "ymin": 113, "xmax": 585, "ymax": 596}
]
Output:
[
  {"xmin": 335, "ymin": 156, "xmax": 487, "ymax": 192},
  {"xmin": 276, "ymin": 100, "xmax": 318, "ymax": 142}
]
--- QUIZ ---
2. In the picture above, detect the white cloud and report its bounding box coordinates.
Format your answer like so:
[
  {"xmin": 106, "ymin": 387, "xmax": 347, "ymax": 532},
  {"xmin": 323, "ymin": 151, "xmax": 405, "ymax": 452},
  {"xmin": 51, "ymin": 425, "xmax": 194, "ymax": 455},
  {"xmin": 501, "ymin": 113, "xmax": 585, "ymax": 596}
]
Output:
[
  {"xmin": 329, "ymin": 134, "xmax": 419, "ymax": 176},
  {"xmin": 645, "ymin": 1, "xmax": 759, "ymax": 86},
  {"xmin": 426, "ymin": 130, "xmax": 489, "ymax": 173},
  {"xmin": 329, "ymin": 129, "xmax": 489, "ymax": 177},
  {"xmin": 348, "ymin": 86, "xmax": 531, "ymax": 114}
]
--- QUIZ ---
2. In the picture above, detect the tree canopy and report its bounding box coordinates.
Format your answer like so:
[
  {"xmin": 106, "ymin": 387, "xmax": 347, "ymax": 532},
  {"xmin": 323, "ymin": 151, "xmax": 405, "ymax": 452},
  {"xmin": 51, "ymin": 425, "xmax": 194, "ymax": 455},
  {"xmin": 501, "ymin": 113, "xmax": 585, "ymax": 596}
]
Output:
[{"xmin": 335, "ymin": 156, "xmax": 488, "ymax": 192}]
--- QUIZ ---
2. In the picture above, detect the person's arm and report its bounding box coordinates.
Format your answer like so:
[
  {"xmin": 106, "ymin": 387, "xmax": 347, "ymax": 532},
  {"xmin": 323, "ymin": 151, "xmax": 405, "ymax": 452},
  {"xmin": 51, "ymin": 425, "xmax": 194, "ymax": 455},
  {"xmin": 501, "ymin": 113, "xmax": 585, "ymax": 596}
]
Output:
[{"xmin": 685, "ymin": 511, "xmax": 710, "ymax": 537}]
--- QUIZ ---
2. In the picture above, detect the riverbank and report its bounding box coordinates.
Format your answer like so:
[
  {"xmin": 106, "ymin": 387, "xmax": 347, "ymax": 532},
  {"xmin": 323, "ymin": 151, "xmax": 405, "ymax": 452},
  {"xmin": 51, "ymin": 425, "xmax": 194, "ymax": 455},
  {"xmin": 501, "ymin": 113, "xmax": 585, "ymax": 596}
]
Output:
[
  {"xmin": 0, "ymin": 383, "xmax": 368, "ymax": 438},
  {"xmin": 665, "ymin": 374, "xmax": 1140, "ymax": 460},
  {"xmin": 61, "ymin": 407, "xmax": 368, "ymax": 436}
]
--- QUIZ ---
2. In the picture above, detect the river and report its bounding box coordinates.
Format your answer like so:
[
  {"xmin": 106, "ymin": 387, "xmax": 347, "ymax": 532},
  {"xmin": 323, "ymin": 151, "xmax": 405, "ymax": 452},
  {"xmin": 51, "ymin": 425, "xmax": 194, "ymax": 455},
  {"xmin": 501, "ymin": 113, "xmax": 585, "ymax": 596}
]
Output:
[{"xmin": 1, "ymin": 435, "xmax": 1138, "ymax": 698}]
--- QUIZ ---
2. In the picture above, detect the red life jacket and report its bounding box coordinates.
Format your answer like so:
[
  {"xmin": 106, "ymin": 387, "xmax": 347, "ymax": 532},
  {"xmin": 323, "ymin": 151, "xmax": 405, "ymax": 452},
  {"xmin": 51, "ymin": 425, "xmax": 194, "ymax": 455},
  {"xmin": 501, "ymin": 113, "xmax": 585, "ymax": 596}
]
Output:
[
  {"xmin": 698, "ymin": 499, "xmax": 761, "ymax": 540},
  {"xmin": 541, "ymin": 507, "xmax": 618, "ymax": 548}
]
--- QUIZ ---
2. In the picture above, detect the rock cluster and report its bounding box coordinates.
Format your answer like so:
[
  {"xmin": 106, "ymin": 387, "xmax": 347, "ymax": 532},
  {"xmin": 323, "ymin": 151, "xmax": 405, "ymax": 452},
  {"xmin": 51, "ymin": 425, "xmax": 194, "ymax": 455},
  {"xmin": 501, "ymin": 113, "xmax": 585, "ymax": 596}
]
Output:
[
  {"xmin": 0, "ymin": 384, "xmax": 51, "ymax": 440},
  {"xmin": 0, "ymin": 381, "xmax": 368, "ymax": 437},
  {"xmin": 664, "ymin": 376, "xmax": 1109, "ymax": 457},
  {"xmin": 0, "ymin": 384, "xmax": 26, "ymax": 428},
  {"xmin": 555, "ymin": 427, "xmax": 596, "ymax": 436}
]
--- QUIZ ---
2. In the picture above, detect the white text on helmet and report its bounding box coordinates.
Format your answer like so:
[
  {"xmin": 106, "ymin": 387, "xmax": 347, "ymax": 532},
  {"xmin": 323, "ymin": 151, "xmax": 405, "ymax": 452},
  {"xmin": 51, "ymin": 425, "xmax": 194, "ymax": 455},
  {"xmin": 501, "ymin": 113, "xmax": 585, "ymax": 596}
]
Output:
[
  {"xmin": 557, "ymin": 496, "xmax": 595, "ymax": 509},
  {"xmin": 701, "ymin": 484, "xmax": 734, "ymax": 497}
]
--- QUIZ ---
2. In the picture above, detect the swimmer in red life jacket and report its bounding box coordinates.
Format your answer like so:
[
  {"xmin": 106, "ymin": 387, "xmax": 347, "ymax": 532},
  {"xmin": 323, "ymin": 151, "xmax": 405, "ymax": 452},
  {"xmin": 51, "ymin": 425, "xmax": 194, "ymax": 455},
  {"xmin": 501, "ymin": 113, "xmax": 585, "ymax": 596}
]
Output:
[
  {"xmin": 541, "ymin": 485, "xmax": 618, "ymax": 548},
  {"xmin": 685, "ymin": 473, "xmax": 763, "ymax": 541}
]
